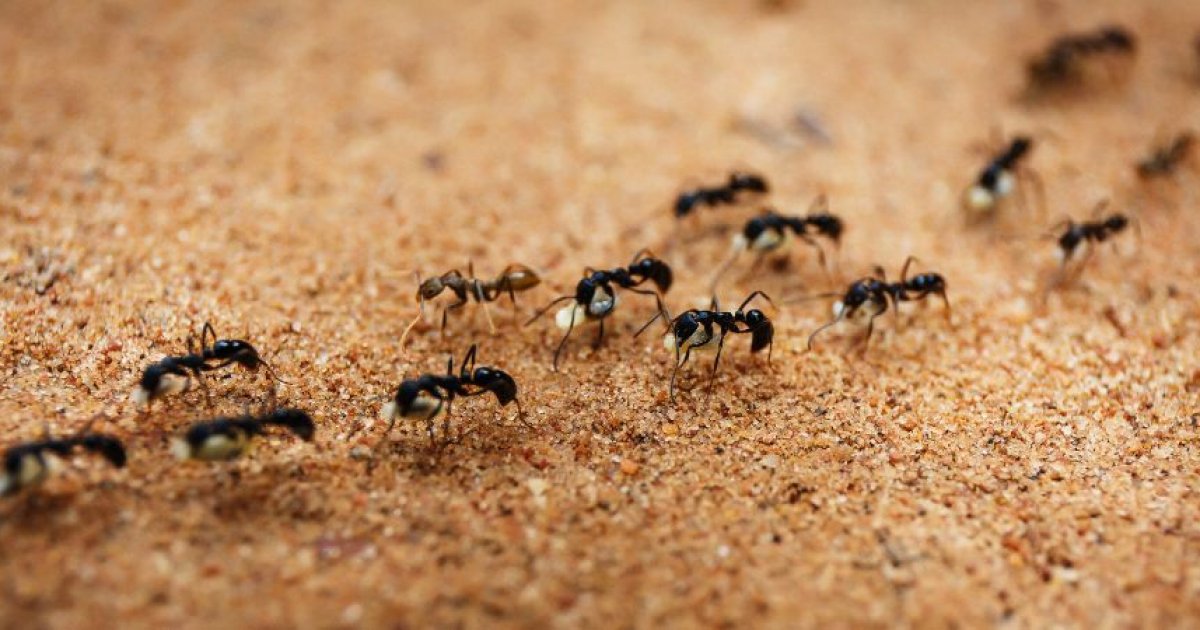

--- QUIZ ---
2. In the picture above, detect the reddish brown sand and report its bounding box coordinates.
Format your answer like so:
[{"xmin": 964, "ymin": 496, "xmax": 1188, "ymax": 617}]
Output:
[{"xmin": 3, "ymin": 0, "xmax": 1200, "ymax": 627}]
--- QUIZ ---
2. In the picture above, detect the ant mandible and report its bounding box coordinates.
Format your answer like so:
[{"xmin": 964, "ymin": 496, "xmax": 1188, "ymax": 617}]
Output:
[
  {"xmin": 380, "ymin": 344, "xmax": 523, "ymax": 449},
  {"xmin": 526, "ymin": 250, "xmax": 673, "ymax": 370},
  {"xmin": 132, "ymin": 322, "xmax": 284, "ymax": 409},
  {"xmin": 711, "ymin": 194, "xmax": 844, "ymax": 292},
  {"xmin": 675, "ymin": 171, "xmax": 770, "ymax": 218},
  {"xmin": 638, "ymin": 291, "xmax": 775, "ymax": 400},
  {"xmin": 172, "ymin": 408, "xmax": 316, "ymax": 461},
  {"xmin": 807, "ymin": 257, "xmax": 950, "ymax": 350},
  {"xmin": 2, "ymin": 429, "xmax": 126, "ymax": 497},
  {"xmin": 398, "ymin": 262, "xmax": 540, "ymax": 350}
]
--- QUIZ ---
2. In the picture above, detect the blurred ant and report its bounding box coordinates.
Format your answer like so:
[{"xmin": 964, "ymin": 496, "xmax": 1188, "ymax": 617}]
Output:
[
  {"xmin": 172, "ymin": 408, "xmax": 315, "ymax": 461},
  {"xmin": 675, "ymin": 171, "xmax": 770, "ymax": 218},
  {"xmin": 711, "ymin": 195, "xmax": 844, "ymax": 291},
  {"xmin": 2, "ymin": 427, "xmax": 126, "ymax": 496},
  {"xmin": 1027, "ymin": 25, "xmax": 1136, "ymax": 91},
  {"xmin": 526, "ymin": 250, "xmax": 673, "ymax": 370},
  {"xmin": 399, "ymin": 263, "xmax": 541, "ymax": 350},
  {"xmin": 638, "ymin": 291, "xmax": 775, "ymax": 400},
  {"xmin": 1137, "ymin": 132, "xmax": 1194, "ymax": 178},
  {"xmin": 807, "ymin": 257, "xmax": 950, "ymax": 350},
  {"xmin": 963, "ymin": 136, "xmax": 1043, "ymax": 217},
  {"xmin": 1047, "ymin": 202, "xmax": 1133, "ymax": 285},
  {"xmin": 380, "ymin": 344, "xmax": 522, "ymax": 449},
  {"xmin": 132, "ymin": 322, "xmax": 283, "ymax": 409}
]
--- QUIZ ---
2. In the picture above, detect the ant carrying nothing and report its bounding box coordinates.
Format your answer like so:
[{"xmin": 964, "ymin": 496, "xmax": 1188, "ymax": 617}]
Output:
[
  {"xmin": 675, "ymin": 171, "xmax": 770, "ymax": 218},
  {"xmin": 637, "ymin": 291, "xmax": 775, "ymax": 400},
  {"xmin": 398, "ymin": 262, "xmax": 541, "ymax": 350},
  {"xmin": 2, "ymin": 428, "xmax": 127, "ymax": 496},
  {"xmin": 526, "ymin": 250, "xmax": 673, "ymax": 370},
  {"xmin": 711, "ymin": 194, "xmax": 844, "ymax": 292},
  {"xmin": 132, "ymin": 322, "xmax": 285, "ymax": 409},
  {"xmin": 1027, "ymin": 25, "xmax": 1137, "ymax": 91},
  {"xmin": 171, "ymin": 408, "xmax": 315, "ymax": 462},
  {"xmin": 380, "ymin": 344, "xmax": 523, "ymax": 449},
  {"xmin": 963, "ymin": 136, "xmax": 1043, "ymax": 218},
  {"xmin": 1137, "ymin": 132, "xmax": 1194, "ymax": 178},
  {"xmin": 806, "ymin": 257, "xmax": 950, "ymax": 351},
  {"xmin": 1047, "ymin": 202, "xmax": 1133, "ymax": 286}
]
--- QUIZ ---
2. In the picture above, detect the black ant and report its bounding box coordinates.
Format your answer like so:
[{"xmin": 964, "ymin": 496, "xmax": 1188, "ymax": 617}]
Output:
[
  {"xmin": 526, "ymin": 250, "xmax": 673, "ymax": 370},
  {"xmin": 637, "ymin": 291, "xmax": 775, "ymax": 400},
  {"xmin": 1137, "ymin": 132, "xmax": 1194, "ymax": 178},
  {"xmin": 807, "ymin": 257, "xmax": 950, "ymax": 350},
  {"xmin": 380, "ymin": 344, "xmax": 522, "ymax": 449},
  {"xmin": 1027, "ymin": 25, "xmax": 1136, "ymax": 90},
  {"xmin": 171, "ymin": 408, "xmax": 315, "ymax": 461},
  {"xmin": 1048, "ymin": 204, "xmax": 1133, "ymax": 283},
  {"xmin": 711, "ymin": 195, "xmax": 844, "ymax": 291},
  {"xmin": 399, "ymin": 263, "xmax": 541, "ymax": 350},
  {"xmin": 132, "ymin": 322, "xmax": 284, "ymax": 409},
  {"xmin": 2, "ymin": 430, "xmax": 126, "ymax": 496},
  {"xmin": 963, "ymin": 136, "xmax": 1042, "ymax": 217},
  {"xmin": 675, "ymin": 171, "xmax": 770, "ymax": 218}
]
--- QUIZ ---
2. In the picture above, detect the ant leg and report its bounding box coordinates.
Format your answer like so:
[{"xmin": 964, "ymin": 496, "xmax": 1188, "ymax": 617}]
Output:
[
  {"xmin": 525, "ymin": 295, "xmax": 575, "ymax": 326},
  {"xmin": 507, "ymin": 284, "xmax": 520, "ymax": 325},
  {"xmin": 737, "ymin": 290, "xmax": 775, "ymax": 312},
  {"xmin": 624, "ymin": 287, "xmax": 670, "ymax": 324},
  {"xmin": 860, "ymin": 313, "xmax": 881, "ymax": 354},
  {"xmin": 669, "ymin": 348, "xmax": 693, "ymax": 401},
  {"xmin": 201, "ymin": 322, "xmax": 217, "ymax": 351},
  {"xmin": 479, "ymin": 299, "xmax": 498, "ymax": 335},
  {"xmin": 634, "ymin": 310, "xmax": 666, "ymax": 338},
  {"xmin": 706, "ymin": 332, "xmax": 729, "ymax": 401},
  {"xmin": 807, "ymin": 313, "xmax": 844, "ymax": 351},
  {"xmin": 709, "ymin": 248, "xmax": 741, "ymax": 294},
  {"xmin": 552, "ymin": 307, "xmax": 578, "ymax": 371},
  {"xmin": 899, "ymin": 256, "xmax": 918, "ymax": 284},
  {"xmin": 593, "ymin": 318, "xmax": 606, "ymax": 350},
  {"xmin": 938, "ymin": 290, "xmax": 952, "ymax": 321}
]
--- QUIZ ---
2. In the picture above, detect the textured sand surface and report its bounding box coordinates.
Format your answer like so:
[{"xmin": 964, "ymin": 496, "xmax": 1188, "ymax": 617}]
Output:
[{"xmin": 2, "ymin": 0, "xmax": 1200, "ymax": 627}]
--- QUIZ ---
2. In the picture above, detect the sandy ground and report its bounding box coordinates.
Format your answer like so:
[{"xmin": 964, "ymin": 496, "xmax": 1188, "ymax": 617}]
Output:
[{"xmin": 3, "ymin": 0, "xmax": 1200, "ymax": 627}]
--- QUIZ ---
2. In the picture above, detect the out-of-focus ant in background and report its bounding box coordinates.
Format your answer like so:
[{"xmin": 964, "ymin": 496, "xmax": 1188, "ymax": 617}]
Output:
[
  {"xmin": 133, "ymin": 323, "xmax": 284, "ymax": 410},
  {"xmin": 674, "ymin": 171, "xmax": 770, "ymax": 218},
  {"xmin": 963, "ymin": 136, "xmax": 1045, "ymax": 220},
  {"xmin": 399, "ymin": 263, "xmax": 541, "ymax": 350},
  {"xmin": 710, "ymin": 195, "xmax": 844, "ymax": 292},
  {"xmin": 1026, "ymin": 25, "xmax": 1137, "ymax": 94}
]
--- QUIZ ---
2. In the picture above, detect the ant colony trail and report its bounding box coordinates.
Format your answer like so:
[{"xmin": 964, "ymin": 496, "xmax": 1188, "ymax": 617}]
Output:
[{"xmin": 1, "ymin": 1, "xmax": 1199, "ymax": 627}]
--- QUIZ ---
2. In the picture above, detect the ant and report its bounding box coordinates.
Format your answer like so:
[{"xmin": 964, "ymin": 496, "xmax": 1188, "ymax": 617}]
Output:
[
  {"xmin": 807, "ymin": 257, "xmax": 950, "ymax": 350},
  {"xmin": 526, "ymin": 250, "xmax": 673, "ymax": 370},
  {"xmin": 1048, "ymin": 203, "xmax": 1133, "ymax": 284},
  {"xmin": 171, "ymin": 408, "xmax": 315, "ymax": 461},
  {"xmin": 1027, "ymin": 25, "xmax": 1136, "ymax": 90},
  {"xmin": 132, "ymin": 322, "xmax": 283, "ymax": 409},
  {"xmin": 963, "ymin": 136, "xmax": 1043, "ymax": 217},
  {"xmin": 711, "ymin": 194, "xmax": 844, "ymax": 291},
  {"xmin": 675, "ymin": 171, "xmax": 770, "ymax": 218},
  {"xmin": 399, "ymin": 262, "xmax": 541, "ymax": 350},
  {"xmin": 2, "ymin": 429, "xmax": 126, "ymax": 496},
  {"xmin": 1137, "ymin": 132, "xmax": 1194, "ymax": 178},
  {"xmin": 637, "ymin": 291, "xmax": 775, "ymax": 400},
  {"xmin": 380, "ymin": 344, "xmax": 522, "ymax": 449}
]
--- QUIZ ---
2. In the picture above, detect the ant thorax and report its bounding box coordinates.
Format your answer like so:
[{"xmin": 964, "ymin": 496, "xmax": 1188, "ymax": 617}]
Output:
[{"xmin": 555, "ymin": 287, "xmax": 618, "ymax": 330}]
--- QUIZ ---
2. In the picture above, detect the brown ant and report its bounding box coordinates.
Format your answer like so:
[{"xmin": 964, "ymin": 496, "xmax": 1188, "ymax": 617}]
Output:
[
  {"xmin": 807, "ymin": 257, "xmax": 950, "ymax": 350},
  {"xmin": 1137, "ymin": 132, "xmax": 1194, "ymax": 178},
  {"xmin": 1027, "ymin": 25, "xmax": 1137, "ymax": 91},
  {"xmin": 399, "ymin": 263, "xmax": 540, "ymax": 350},
  {"xmin": 526, "ymin": 250, "xmax": 673, "ymax": 370},
  {"xmin": 2, "ymin": 429, "xmax": 126, "ymax": 496},
  {"xmin": 637, "ymin": 291, "xmax": 775, "ymax": 400},
  {"xmin": 379, "ymin": 344, "xmax": 522, "ymax": 449},
  {"xmin": 132, "ymin": 322, "xmax": 284, "ymax": 409},
  {"xmin": 675, "ymin": 171, "xmax": 770, "ymax": 218},
  {"xmin": 172, "ymin": 408, "xmax": 315, "ymax": 461},
  {"xmin": 711, "ymin": 195, "xmax": 844, "ymax": 292}
]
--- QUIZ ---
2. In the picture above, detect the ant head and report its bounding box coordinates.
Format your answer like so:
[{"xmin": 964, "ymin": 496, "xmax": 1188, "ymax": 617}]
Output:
[
  {"xmin": 416, "ymin": 276, "xmax": 446, "ymax": 301},
  {"xmin": 501, "ymin": 265, "xmax": 541, "ymax": 291},
  {"xmin": 78, "ymin": 434, "xmax": 127, "ymax": 468},
  {"xmin": 742, "ymin": 215, "xmax": 771, "ymax": 240},
  {"xmin": 674, "ymin": 191, "xmax": 700, "ymax": 218},
  {"xmin": 844, "ymin": 280, "xmax": 876, "ymax": 308},
  {"xmin": 809, "ymin": 214, "xmax": 844, "ymax": 242},
  {"xmin": 1105, "ymin": 214, "xmax": 1129, "ymax": 232},
  {"xmin": 471, "ymin": 367, "xmax": 518, "ymax": 406},
  {"xmin": 743, "ymin": 309, "xmax": 769, "ymax": 327},
  {"xmin": 671, "ymin": 312, "xmax": 701, "ymax": 343},
  {"xmin": 631, "ymin": 257, "xmax": 673, "ymax": 293}
]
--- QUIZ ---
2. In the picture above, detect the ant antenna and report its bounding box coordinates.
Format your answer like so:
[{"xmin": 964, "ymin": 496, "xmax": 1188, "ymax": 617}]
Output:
[{"xmin": 398, "ymin": 270, "xmax": 427, "ymax": 353}]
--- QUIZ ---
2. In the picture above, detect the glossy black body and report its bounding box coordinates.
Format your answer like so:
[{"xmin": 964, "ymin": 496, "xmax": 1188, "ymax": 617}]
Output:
[{"xmin": 675, "ymin": 171, "xmax": 770, "ymax": 217}]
